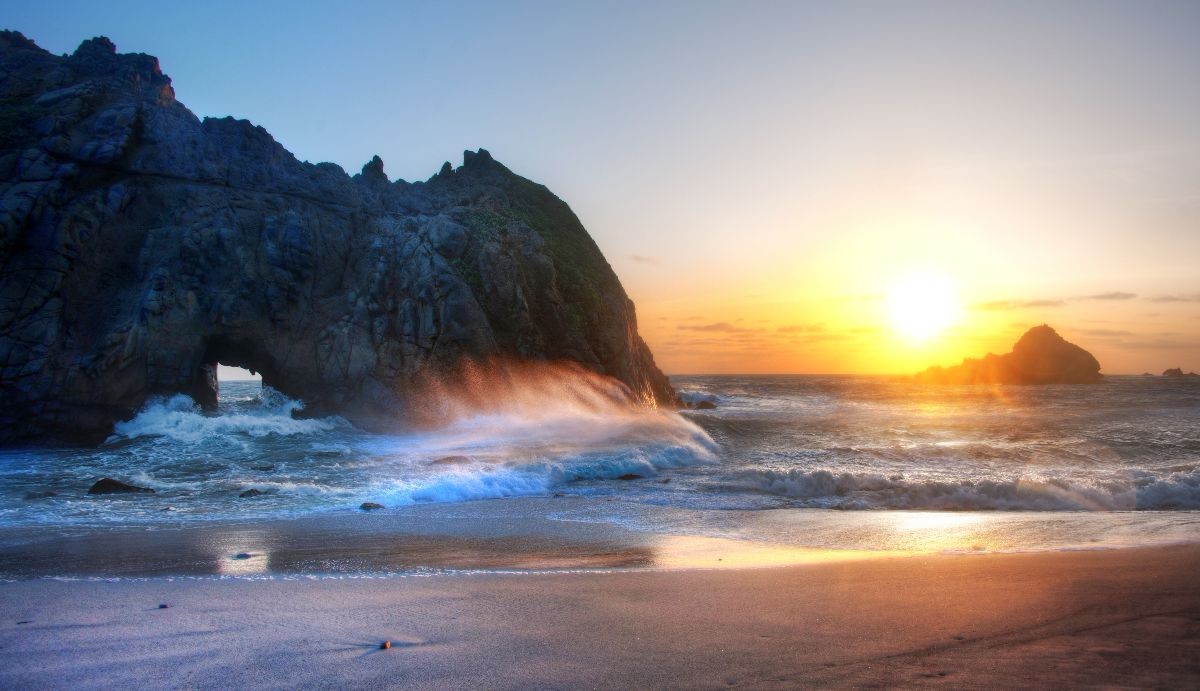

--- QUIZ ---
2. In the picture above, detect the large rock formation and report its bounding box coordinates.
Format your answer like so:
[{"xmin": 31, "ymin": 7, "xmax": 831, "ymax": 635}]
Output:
[
  {"xmin": 915, "ymin": 325, "xmax": 1102, "ymax": 385},
  {"xmin": 0, "ymin": 32, "xmax": 677, "ymax": 444},
  {"xmin": 1162, "ymin": 368, "xmax": 1199, "ymax": 377}
]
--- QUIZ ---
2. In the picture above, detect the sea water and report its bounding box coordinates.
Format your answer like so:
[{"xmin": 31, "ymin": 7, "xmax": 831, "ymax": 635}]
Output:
[{"xmin": 1, "ymin": 374, "xmax": 1198, "ymax": 569}]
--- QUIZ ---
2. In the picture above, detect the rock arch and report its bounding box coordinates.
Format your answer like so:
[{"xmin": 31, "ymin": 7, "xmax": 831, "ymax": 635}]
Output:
[{"xmin": 0, "ymin": 33, "xmax": 678, "ymax": 444}]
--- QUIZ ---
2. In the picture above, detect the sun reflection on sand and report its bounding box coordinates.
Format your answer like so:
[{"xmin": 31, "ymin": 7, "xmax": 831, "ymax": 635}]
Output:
[
  {"xmin": 890, "ymin": 512, "xmax": 992, "ymax": 552},
  {"xmin": 211, "ymin": 537, "xmax": 271, "ymax": 576},
  {"xmin": 650, "ymin": 535, "xmax": 907, "ymax": 569}
]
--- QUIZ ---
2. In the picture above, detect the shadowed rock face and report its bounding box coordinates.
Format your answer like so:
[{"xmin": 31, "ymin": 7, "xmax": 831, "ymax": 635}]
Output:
[
  {"xmin": 915, "ymin": 325, "xmax": 1102, "ymax": 385},
  {"xmin": 0, "ymin": 32, "xmax": 678, "ymax": 444}
]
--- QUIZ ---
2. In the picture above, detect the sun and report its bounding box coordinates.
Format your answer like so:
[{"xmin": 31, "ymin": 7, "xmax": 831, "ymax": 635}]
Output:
[{"xmin": 885, "ymin": 272, "xmax": 960, "ymax": 344}]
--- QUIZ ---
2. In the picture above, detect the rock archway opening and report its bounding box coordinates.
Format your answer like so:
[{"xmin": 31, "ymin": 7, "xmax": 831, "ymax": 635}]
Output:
[{"xmin": 189, "ymin": 337, "xmax": 280, "ymax": 411}]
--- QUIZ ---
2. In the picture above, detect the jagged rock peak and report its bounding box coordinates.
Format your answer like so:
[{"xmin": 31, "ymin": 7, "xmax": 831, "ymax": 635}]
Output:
[
  {"xmin": 462, "ymin": 148, "xmax": 494, "ymax": 167},
  {"xmin": 361, "ymin": 154, "xmax": 387, "ymax": 181},
  {"xmin": 73, "ymin": 36, "xmax": 117, "ymax": 58}
]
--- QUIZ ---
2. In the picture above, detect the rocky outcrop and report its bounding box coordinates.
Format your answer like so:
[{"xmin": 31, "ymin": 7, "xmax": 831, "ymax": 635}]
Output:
[
  {"xmin": 0, "ymin": 32, "xmax": 678, "ymax": 444},
  {"xmin": 915, "ymin": 325, "xmax": 1102, "ymax": 384},
  {"xmin": 87, "ymin": 477, "xmax": 154, "ymax": 494},
  {"xmin": 1162, "ymin": 368, "xmax": 1199, "ymax": 377}
]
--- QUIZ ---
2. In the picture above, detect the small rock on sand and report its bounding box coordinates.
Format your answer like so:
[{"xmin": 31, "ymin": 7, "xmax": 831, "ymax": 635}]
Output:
[
  {"xmin": 693, "ymin": 400, "xmax": 717, "ymax": 410},
  {"xmin": 360, "ymin": 502, "xmax": 385, "ymax": 511},
  {"xmin": 380, "ymin": 640, "xmax": 391, "ymax": 650},
  {"xmin": 617, "ymin": 473, "xmax": 644, "ymax": 480},
  {"xmin": 233, "ymin": 552, "xmax": 253, "ymax": 560}
]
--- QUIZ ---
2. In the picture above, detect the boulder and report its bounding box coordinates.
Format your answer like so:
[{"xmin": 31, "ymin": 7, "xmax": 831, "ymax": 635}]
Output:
[
  {"xmin": 88, "ymin": 477, "xmax": 154, "ymax": 494},
  {"xmin": 0, "ymin": 31, "xmax": 679, "ymax": 446},
  {"xmin": 359, "ymin": 502, "xmax": 385, "ymax": 511},
  {"xmin": 916, "ymin": 325, "xmax": 1102, "ymax": 385}
]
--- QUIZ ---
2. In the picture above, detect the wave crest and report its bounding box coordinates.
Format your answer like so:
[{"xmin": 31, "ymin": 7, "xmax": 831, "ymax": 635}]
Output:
[
  {"xmin": 108, "ymin": 388, "xmax": 339, "ymax": 443},
  {"xmin": 728, "ymin": 468, "xmax": 1200, "ymax": 510}
]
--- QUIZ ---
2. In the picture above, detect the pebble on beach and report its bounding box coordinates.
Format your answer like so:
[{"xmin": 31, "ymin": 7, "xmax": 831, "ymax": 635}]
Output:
[{"xmin": 380, "ymin": 640, "xmax": 391, "ymax": 650}]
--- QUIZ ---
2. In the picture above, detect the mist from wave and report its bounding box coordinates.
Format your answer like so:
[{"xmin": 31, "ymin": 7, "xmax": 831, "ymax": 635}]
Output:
[{"xmin": 1, "ymin": 362, "xmax": 716, "ymax": 526}]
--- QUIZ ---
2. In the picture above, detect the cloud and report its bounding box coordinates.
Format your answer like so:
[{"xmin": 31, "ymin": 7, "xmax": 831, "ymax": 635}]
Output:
[
  {"xmin": 677, "ymin": 322, "xmax": 760, "ymax": 333},
  {"xmin": 776, "ymin": 323, "xmax": 825, "ymax": 333},
  {"xmin": 975, "ymin": 299, "xmax": 1066, "ymax": 311},
  {"xmin": 1147, "ymin": 293, "xmax": 1200, "ymax": 303},
  {"xmin": 628, "ymin": 254, "xmax": 661, "ymax": 265},
  {"xmin": 1077, "ymin": 328, "xmax": 1134, "ymax": 337},
  {"xmin": 1075, "ymin": 291, "xmax": 1137, "ymax": 301}
]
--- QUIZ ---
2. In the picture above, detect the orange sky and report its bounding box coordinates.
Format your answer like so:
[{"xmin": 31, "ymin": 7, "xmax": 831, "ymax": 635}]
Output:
[{"xmin": 18, "ymin": 3, "xmax": 1198, "ymax": 375}]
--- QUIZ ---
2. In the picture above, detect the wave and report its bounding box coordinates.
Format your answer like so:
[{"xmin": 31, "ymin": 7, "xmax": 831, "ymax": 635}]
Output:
[
  {"xmin": 366, "ymin": 444, "xmax": 707, "ymax": 506},
  {"xmin": 108, "ymin": 388, "xmax": 340, "ymax": 443},
  {"xmin": 727, "ymin": 467, "xmax": 1200, "ymax": 511},
  {"xmin": 677, "ymin": 389, "xmax": 722, "ymax": 406}
]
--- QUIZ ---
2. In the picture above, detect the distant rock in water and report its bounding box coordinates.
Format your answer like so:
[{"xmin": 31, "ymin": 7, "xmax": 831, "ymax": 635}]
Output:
[
  {"xmin": 1162, "ymin": 368, "xmax": 1199, "ymax": 377},
  {"xmin": 88, "ymin": 477, "xmax": 154, "ymax": 494},
  {"xmin": 915, "ymin": 325, "xmax": 1102, "ymax": 385},
  {"xmin": 0, "ymin": 32, "xmax": 678, "ymax": 445}
]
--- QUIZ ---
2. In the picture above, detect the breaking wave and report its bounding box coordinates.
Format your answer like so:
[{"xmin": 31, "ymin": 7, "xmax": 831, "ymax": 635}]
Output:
[
  {"xmin": 727, "ymin": 467, "xmax": 1200, "ymax": 511},
  {"xmin": 108, "ymin": 387, "xmax": 341, "ymax": 443}
]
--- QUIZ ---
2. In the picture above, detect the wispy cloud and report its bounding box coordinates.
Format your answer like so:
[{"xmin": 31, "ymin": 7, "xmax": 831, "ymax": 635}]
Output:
[
  {"xmin": 628, "ymin": 254, "xmax": 661, "ymax": 265},
  {"xmin": 776, "ymin": 323, "xmax": 825, "ymax": 333},
  {"xmin": 1075, "ymin": 291, "xmax": 1137, "ymax": 301},
  {"xmin": 677, "ymin": 322, "xmax": 760, "ymax": 333},
  {"xmin": 1147, "ymin": 293, "xmax": 1200, "ymax": 303},
  {"xmin": 1077, "ymin": 328, "xmax": 1135, "ymax": 337},
  {"xmin": 975, "ymin": 299, "xmax": 1066, "ymax": 311}
]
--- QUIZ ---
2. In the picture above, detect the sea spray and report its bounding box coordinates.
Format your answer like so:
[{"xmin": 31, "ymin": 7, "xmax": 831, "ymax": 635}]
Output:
[{"xmin": 109, "ymin": 387, "xmax": 340, "ymax": 443}]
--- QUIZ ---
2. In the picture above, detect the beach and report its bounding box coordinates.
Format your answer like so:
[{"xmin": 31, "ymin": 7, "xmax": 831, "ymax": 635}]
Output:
[{"xmin": 2, "ymin": 544, "xmax": 1197, "ymax": 689}]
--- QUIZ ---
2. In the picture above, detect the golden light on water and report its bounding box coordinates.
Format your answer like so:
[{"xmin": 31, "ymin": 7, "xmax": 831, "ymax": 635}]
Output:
[{"xmin": 885, "ymin": 272, "xmax": 961, "ymax": 344}]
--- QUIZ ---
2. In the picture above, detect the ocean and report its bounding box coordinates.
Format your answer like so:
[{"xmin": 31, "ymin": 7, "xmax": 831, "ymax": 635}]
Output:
[{"xmin": 2, "ymin": 374, "xmax": 1198, "ymax": 577}]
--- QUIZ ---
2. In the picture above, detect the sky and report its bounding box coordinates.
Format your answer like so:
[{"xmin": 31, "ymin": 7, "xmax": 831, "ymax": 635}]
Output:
[{"xmin": 7, "ymin": 0, "xmax": 1199, "ymax": 374}]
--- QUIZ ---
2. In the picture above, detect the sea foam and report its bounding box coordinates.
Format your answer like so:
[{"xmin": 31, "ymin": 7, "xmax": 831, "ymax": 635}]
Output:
[
  {"xmin": 108, "ymin": 387, "xmax": 340, "ymax": 443},
  {"xmin": 728, "ymin": 467, "xmax": 1200, "ymax": 511}
]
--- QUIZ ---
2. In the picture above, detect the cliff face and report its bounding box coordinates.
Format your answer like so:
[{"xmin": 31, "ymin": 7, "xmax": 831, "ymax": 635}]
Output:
[
  {"xmin": 0, "ymin": 32, "xmax": 678, "ymax": 444},
  {"xmin": 915, "ymin": 325, "xmax": 1102, "ymax": 385}
]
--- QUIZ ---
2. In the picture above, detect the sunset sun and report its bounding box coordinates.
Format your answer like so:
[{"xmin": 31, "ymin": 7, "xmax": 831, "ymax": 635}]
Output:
[{"xmin": 886, "ymin": 272, "xmax": 960, "ymax": 344}]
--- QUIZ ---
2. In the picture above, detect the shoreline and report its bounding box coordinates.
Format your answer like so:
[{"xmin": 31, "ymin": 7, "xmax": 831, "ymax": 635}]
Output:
[
  {"xmin": 4, "ymin": 499, "xmax": 1199, "ymax": 580},
  {"xmin": 2, "ymin": 544, "xmax": 1198, "ymax": 688}
]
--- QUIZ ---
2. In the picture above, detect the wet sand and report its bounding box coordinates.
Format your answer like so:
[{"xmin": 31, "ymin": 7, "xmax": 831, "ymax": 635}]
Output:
[{"xmin": 1, "ymin": 544, "xmax": 1198, "ymax": 688}]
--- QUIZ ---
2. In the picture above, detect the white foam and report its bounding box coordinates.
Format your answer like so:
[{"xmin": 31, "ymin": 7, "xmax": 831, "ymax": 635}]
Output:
[
  {"xmin": 108, "ymin": 388, "xmax": 339, "ymax": 443},
  {"xmin": 730, "ymin": 467, "xmax": 1200, "ymax": 511}
]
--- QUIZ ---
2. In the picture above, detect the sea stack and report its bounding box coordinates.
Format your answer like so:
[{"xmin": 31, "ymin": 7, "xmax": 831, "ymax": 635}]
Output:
[
  {"xmin": 915, "ymin": 325, "xmax": 1102, "ymax": 384},
  {"xmin": 0, "ymin": 32, "xmax": 678, "ymax": 445}
]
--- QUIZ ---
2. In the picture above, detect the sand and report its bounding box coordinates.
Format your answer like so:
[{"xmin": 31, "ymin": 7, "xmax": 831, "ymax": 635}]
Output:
[{"xmin": 1, "ymin": 544, "xmax": 1198, "ymax": 689}]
